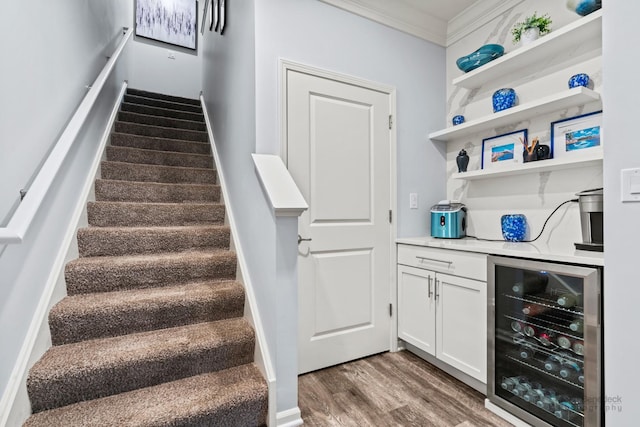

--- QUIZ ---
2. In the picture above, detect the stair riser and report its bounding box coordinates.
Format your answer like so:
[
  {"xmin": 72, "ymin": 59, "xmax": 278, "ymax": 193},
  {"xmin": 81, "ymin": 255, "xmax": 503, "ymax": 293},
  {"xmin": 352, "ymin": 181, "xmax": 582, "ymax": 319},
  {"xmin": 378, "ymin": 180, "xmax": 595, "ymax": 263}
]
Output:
[
  {"xmin": 78, "ymin": 226, "xmax": 230, "ymax": 257},
  {"xmin": 65, "ymin": 253, "xmax": 237, "ymax": 294},
  {"xmin": 121, "ymin": 102, "xmax": 204, "ymax": 122},
  {"xmin": 124, "ymin": 94, "xmax": 202, "ymax": 113},
  {"xmin": 115, "ymin": 121, "xmax": 208, "ymax": 142},
  {"xmin": 95, "ymin": 180, "xmax": 220, "ymax": 204},
  {"xmin": 50, "ymin": 285, "xmax": 245, "ymax": 345},
  {"xmin": 110, "ymin": 133, "xmax": 210, "ymax": 155},
  {"xmin": 127, "ymin": 88, "xmax": 201, "ymax": 106},
  {"xmin": 101, "ymin": 161, "xmax": 216, "ymax": 184},
  {"xmin": 87, "ymin": 202, "xmax": 225, "ymax": 227},
  {"xmin": 118, "ymin": 111, "xmax": 207, "ymax": 132},
  {"xmin": 27, "ymin": 339, "xmax": 254, "ymax": 412},
  {"xmin": 106, "ymin": 146, "xmax": 213, "ymax": 169}
]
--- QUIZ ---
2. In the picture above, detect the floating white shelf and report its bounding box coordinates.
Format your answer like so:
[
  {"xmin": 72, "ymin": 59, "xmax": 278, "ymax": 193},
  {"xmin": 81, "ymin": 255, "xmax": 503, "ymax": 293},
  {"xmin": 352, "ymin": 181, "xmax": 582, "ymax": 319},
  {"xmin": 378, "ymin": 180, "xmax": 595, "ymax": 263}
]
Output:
[
  {"xmin": 452, "ymin": 151, "xmax": 603, "ymax": 181},
  {"xmin": 429, "ymin": 87, "xmax": 600, "ymax": 143},
  {"xmin": 452, "ymin": 10, "xmax": 602, "ymax": 90}
]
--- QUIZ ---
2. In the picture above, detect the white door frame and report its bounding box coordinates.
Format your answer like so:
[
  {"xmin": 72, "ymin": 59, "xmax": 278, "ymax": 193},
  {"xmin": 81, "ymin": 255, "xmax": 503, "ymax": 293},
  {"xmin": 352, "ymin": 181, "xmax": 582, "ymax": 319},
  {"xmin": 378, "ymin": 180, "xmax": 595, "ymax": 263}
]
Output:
[{"xmin": 279, "ymin": 59, "xmax": 399, "ymax": 352}]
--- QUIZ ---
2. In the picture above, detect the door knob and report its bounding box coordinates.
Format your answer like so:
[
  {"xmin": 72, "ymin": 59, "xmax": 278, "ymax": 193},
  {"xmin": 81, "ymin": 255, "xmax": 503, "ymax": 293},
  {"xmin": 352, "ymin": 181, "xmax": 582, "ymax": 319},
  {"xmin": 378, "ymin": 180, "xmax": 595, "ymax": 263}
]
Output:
[{"xmin": 298, "ymin": 235, "xmax": 312, "ymax": 245}]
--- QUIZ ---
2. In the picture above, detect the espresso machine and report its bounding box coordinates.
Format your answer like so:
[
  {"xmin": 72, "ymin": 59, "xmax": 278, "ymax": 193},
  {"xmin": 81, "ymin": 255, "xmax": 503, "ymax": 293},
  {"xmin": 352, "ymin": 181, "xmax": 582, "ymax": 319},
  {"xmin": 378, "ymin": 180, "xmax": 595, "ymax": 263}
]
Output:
[{"xmin": 575, "ymin": 188, "xmax": 603, "ymax": 252}]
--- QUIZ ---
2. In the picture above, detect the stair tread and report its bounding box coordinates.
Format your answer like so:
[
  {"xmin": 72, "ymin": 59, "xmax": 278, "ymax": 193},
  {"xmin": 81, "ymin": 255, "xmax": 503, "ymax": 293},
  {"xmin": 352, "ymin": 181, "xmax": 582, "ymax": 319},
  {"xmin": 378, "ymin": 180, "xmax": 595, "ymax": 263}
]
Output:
[
  {"xmin": 107, "ymin": 145, "xmax": 213, "ymax": 160},
  {"xmin": 80, "ymin": 224, "xmax": 229, "ymax": 233},
  {"xmin": 111, "ymin": 132, "xmax": 209, "ymax": 146},
  {"xmin": 121, "ymin": 101, "xmax": 205, "ymax": 118},
  {"xmin": 49, "ymin": 280, "xmax": 244, "ymax": 344},
  {"xmin": 119, "ymin": 110, "xmax": 206, "ymax": 127},
  {"xmin": 102, "ymin": 160, "xmax": 215, "ymax": 174},
  {"xmin": 67, "ymin": 248, "xmax": 234, "ymax": 267},
  {"xmin": 24, "ymin": 364, "xmax": 267, "ymax": 427},
  {"xmin": 126, "ymin": 88, "xmax": 202, "ymax": 106},
  {"xmin": 115, "ymin": 121, "xmax": 207, "ymax": 135},
  {"xmin": 123, "ymin": 94, "xmax": 203, "ymax": 114}
]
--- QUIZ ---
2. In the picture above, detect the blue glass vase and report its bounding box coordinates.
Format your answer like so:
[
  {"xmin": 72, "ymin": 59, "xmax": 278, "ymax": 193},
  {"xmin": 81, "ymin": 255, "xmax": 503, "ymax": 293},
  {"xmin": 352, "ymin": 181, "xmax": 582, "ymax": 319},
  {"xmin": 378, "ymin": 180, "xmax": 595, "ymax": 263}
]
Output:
[
  {"xmin": 456, "ymin": 44, "xmax": 505, "ymax": 73},
  {"xmin": 568, "ymin": 73, "xmax": 590, "ymax": 88},
  {"xmin": 566, "ymin": 0, "xmax": 602, "ymax": 16},
  {"xmin": 501, "ymin": 214, "xmax": 527, "ymax": 242},
  {"xmin": 492, "ymin": 88, "xmax": 517, "ymax": 113},
  {"xmin": 452, "ymin": 115, "xmax": 465, "ymax": 126}
]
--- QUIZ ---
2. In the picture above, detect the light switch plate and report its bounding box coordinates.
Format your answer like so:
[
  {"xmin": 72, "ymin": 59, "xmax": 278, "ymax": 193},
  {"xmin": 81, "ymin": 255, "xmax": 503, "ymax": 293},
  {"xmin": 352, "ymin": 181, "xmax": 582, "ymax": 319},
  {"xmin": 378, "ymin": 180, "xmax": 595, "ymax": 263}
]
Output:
[
  {"xmin": 621, "ymin": 168, "xmax": 640, "ymax": 202},
  {"xmin": 409, "ymin": 193, "xmax": 418, "ymax": 209}
]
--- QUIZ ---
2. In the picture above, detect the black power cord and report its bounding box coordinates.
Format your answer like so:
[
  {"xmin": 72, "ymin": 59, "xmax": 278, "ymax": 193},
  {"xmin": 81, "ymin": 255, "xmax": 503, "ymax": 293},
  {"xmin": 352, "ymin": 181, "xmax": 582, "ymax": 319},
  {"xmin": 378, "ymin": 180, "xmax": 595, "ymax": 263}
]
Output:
[{"xmin": 466, "ymin": 199, "xmax": 578, "ymax": 243}]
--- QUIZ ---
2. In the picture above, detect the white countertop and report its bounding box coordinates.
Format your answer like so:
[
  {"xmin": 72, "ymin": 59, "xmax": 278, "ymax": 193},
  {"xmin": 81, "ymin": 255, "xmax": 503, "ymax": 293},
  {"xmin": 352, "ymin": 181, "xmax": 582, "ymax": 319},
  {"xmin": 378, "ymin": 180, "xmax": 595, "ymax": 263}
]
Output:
[{"xmin": 396, "ymin": 236, "xmax": 604, "ymax": 267}]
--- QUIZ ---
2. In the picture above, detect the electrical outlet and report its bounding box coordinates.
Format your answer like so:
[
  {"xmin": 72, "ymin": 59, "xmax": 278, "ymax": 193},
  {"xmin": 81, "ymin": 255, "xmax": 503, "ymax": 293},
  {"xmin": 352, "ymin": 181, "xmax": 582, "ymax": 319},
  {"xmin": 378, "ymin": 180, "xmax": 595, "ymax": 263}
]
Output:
[
  {"xmin": 168, "ymin": 50, "xmax": 176, "ymax": 59},
  {"xmin": 409, "ymin": 193, "xmax": 418, "ymax": 209}
]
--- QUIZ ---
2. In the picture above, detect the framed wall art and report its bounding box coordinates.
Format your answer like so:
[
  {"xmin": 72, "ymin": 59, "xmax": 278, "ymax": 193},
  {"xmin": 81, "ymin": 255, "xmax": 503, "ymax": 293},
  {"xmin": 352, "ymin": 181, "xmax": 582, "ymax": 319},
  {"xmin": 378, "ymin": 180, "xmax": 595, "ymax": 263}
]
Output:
[
  {"xmin": 201, "ymin": 0, "xmax": 210, "ymax": 34},
  {"xmin": 219, "ymin": 0, "xmax": 226, "ymax": 34},
  {"xmin": 550, "ymin": 111, "xmax": 603, "ymax": 160},
  {"xmin": 135, "ymin": 0, "xmax": 198, "ymax": 50},
  {"xmin": 481, "ymin": 129, "xmax": 528, "ymax": 170}
]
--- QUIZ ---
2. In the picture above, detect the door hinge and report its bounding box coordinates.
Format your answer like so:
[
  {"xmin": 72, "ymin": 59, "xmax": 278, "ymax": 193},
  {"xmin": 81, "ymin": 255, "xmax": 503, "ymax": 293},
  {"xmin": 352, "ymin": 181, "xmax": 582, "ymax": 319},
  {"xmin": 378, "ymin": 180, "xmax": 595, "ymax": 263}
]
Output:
[
  {"xmin": 389, "ymin": 303, "xmax": 393, "ymax": 317},
  {"xmin": 388, "ymin": 115, "xmax": 393, "ymax": 130},
  {"xmin": 389, "ymin": 210, "xmax": 392, "ymax": 223}
]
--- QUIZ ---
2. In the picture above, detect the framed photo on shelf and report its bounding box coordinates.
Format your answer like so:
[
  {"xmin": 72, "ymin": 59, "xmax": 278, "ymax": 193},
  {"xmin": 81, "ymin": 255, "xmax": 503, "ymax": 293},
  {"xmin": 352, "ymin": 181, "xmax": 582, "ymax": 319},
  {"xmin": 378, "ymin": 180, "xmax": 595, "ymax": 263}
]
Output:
[
  {"xmin": 135, "ymin": 0, "xmax": 198, "ymax": 50},
  {"xmin": 481, "ymin": 129, "xmax": 528, "ymax": 170},
  {"xmin": 550, "ymin": 111, "xmax": 603, "ymax": 160}
]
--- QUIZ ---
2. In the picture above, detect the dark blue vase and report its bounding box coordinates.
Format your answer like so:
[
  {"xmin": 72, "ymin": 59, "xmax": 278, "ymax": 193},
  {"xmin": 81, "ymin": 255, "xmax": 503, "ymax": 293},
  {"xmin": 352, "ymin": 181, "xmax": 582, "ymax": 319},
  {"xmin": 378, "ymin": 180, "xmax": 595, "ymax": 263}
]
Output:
[
  {"xmin": 567, "ymin": 0, "xmax": 602, "ymax": 16},
  {"xmin": 492, "ymin": 88, "xmax": 517, "ymax": 113},
  {"xmin": 501, "ymin": 214, "xmax": 527, "ymax": 242},
  {"xmin": 456, "ymin": 149, "xmax": 469, "ymax": 172},
  {"xmin": 452, "ymin": 115, "xmax": 465, "ymax": 126},
  {"xmin": 568, "ymin": 73, "xmax": 590, "ymax": 88}
]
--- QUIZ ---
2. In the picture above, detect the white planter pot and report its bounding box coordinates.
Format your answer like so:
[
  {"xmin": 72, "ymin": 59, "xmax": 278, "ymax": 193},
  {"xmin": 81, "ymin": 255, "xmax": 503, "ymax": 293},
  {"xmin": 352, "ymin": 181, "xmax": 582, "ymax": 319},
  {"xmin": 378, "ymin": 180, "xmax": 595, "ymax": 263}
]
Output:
[{"xmin": 521, "ymin": 27, "xmax": 540, "ymax": 45}]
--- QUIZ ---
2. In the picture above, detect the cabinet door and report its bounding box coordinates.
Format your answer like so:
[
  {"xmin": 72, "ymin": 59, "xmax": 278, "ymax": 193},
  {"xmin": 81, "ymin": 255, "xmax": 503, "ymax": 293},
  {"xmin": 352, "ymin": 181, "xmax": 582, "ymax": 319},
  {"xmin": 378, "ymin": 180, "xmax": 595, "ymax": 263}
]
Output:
[
  {"xmin": 397, "ymin": 265, "xmax": 436, "ymax": 356},
  {"xmin": 436, "ymin": 272, "xmax": 487, "ymax": 382}
]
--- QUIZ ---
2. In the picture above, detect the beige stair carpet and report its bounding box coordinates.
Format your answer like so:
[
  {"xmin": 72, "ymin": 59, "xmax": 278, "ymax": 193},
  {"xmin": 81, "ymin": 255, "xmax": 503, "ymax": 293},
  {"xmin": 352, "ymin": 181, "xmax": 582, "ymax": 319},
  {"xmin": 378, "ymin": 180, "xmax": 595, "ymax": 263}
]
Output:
[{"xmin": 24, "ymin": 88, "xmax": 268, "ymax": 426}]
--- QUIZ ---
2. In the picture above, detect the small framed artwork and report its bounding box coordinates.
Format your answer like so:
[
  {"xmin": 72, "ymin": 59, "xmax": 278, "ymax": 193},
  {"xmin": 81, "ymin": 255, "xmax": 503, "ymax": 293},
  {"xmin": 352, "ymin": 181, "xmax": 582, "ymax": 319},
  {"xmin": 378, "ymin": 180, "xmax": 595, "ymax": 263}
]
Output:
[
  {"xmin": 211, "ymin": 0, "xmax": 219, "ymax": 31},
  {"xmin": 135, "ymin": 0, "xmax": 198, "ymax": 50},
  {"xmin": 550, "ymin": 111, "xmax": 603, "ymax": 160},
  {"xmin": 201, "ymin": 0, "xmax": 210, "ymax": 34},
  {"xmin": 219, "ymin": 0, "xmax": 226, "ymax": 34},
  {"xmin": 481, "ymin": 129, "xmax": 528, "ymax": 170}
]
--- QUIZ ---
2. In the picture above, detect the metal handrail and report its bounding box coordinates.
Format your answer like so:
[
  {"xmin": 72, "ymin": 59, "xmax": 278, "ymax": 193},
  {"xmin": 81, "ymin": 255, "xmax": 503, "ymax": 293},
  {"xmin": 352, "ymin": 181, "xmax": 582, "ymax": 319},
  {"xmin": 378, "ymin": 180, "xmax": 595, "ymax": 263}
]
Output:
[{"xmin": 0, "ymin": 27, "xmax": 132, "ymax": 244}]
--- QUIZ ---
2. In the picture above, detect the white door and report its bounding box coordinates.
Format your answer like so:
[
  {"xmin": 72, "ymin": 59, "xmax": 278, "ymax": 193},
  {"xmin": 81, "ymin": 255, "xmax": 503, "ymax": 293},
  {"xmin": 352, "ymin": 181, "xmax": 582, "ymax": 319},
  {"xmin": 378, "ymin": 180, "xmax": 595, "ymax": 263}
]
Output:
[
  {"xmin": 436, "ymin": 273, "xmax": 487, "ymax": 382},
  {"xmin": 286, "ymin": 69, "xmax": 392, "ymax": 374},
  {"xmin": 397, "ymin": 265, "xmax": 436, "ymax": 356}
]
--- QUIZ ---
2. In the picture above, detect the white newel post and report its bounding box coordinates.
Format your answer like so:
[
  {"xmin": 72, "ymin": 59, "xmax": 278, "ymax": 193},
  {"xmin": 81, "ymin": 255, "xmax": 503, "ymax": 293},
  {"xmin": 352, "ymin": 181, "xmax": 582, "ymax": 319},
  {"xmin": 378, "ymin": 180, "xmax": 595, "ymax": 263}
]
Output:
[{"xmin": 252, "ymin": 154, "xmax": 308, "ymax": 427}]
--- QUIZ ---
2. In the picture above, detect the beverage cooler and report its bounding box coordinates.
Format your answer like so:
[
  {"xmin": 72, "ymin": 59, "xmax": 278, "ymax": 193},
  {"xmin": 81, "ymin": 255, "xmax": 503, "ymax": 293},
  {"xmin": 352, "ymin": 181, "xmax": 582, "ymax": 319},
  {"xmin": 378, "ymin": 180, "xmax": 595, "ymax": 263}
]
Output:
[{"xmin": 488, "ymin": 256, "xmax": 602, "ymax": 427}]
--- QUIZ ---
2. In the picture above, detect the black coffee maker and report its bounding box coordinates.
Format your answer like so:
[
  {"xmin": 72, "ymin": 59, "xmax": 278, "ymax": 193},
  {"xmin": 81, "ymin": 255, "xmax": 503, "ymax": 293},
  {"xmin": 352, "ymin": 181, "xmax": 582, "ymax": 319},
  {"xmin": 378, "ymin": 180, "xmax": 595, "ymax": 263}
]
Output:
[{"xmin": 575, "ymin": 188, "xmax": 603, "ymax": 252}]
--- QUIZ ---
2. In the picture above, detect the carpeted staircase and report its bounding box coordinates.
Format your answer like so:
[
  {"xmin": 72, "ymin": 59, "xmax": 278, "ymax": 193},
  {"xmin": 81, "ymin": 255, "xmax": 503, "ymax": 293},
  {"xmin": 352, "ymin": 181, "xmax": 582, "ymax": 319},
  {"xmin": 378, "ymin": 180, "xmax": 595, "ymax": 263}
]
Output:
[{"xmin": 23, "ymin": 88, "xmax": 268, "ymax": 426}]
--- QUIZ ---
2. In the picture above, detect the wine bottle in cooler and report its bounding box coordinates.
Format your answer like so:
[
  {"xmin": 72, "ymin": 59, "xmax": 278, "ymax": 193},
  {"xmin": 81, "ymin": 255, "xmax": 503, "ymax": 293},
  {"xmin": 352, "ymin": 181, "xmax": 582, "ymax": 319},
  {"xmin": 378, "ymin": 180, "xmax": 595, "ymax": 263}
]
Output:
[
  {"xmin": 569, "ymin": 318, "xmax": 584, "ymax": 333},
  {"xmin": 518, "ymin": 342, "xmax": 536, "ymax": 360},
  {"xmin": 544, "ymin": 354, "xmax": 562, "ymax": 373},
  {"xmin": 522, "ymin": 324, "xmax": 537, "ymax": 338},
  {"xmin": 573, "ymin": 340, "xmax": 585, "ymax": 356},
  {"xmin": 512, "ymin": 272, "xmax": 548, "ymax": 295},
  {"xmin": 557, "ymin": 334, "xmax": 573, "ymax": 350},
  {"xmin": 557, "ymin": 293, "xmax": 581, "ymax": 308},
  {"xmin": 538, "ymin": 330, "xmax": 557, "ymax": 347},
  {"xmin": 522, "ymin": 303, "xmax": 547, "ymax": 317},
  {"xmin": 559, "ymin": 357, "xmax": 582, "ymax": 380}
]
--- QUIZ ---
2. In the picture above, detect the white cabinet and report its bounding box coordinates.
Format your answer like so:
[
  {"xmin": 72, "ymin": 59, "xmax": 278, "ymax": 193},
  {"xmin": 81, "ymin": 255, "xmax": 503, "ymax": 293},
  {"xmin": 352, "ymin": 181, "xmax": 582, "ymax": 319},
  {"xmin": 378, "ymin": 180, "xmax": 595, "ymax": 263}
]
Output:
[{"xmin": 397, "ymin": 244, "xmax": 487, "ymax": 383}]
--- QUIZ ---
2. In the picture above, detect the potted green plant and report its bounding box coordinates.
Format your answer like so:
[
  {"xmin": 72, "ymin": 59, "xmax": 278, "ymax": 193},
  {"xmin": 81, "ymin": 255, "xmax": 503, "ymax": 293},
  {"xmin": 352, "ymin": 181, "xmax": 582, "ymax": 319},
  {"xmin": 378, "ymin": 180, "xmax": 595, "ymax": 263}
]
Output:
[{"xmin": 512, "ymin": 12, "xmax": 552, "ymax": 45}]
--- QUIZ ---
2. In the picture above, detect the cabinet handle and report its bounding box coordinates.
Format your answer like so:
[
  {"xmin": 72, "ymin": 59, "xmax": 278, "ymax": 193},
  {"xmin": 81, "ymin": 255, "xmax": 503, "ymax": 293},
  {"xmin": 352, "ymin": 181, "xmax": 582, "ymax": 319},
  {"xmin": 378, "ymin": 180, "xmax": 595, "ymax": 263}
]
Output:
[
  {"xmin": 428, "ymin": 276, "xmax": 433, "ymax": 299},
  {"xmin": 416, "ymin": 256, "xmax": 453, "ymax": 267},
  {"xmin": 434, "ymin": 278, "xmax": 440, "ymax": 300}
]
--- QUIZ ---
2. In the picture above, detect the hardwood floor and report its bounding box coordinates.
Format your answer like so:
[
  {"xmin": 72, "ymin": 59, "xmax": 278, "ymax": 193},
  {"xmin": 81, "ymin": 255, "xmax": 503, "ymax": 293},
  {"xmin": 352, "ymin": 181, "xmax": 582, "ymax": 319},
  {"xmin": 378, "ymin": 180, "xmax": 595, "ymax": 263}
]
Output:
[{"xmin": 299, "ymin": 350, "xmax": 513, "ymax": 427}]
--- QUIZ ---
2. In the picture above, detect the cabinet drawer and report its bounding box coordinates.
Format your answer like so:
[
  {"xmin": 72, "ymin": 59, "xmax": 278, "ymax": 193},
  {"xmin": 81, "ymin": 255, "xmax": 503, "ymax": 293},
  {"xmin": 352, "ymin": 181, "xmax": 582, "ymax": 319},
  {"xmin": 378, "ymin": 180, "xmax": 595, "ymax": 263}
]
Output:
[{"xmin": 397, "ymin": 244, "xmax": 487, "ymax": 281}]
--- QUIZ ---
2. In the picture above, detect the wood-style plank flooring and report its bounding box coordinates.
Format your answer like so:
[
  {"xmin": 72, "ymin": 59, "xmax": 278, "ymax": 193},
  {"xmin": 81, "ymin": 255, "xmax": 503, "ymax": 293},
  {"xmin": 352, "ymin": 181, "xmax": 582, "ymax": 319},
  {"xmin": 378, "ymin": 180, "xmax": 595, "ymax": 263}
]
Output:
[{"xmin": 299, "ymin": 350, "xmax": 514, "ymax": 427}]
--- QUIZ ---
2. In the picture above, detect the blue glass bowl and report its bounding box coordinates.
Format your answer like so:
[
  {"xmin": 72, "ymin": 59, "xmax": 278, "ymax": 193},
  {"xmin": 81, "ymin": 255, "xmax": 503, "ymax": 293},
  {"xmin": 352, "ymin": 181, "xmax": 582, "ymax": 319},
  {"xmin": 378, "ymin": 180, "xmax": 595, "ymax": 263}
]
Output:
[
  {"xmin": 492, "ymin": 88, "xmax": 517, "ymax": 113},
  {"xmin": 501, "ymin": 214, "xmax": 527, "ymax": 242},
  {"xmin": 568, "ymin": 73, "xmax": 590, "ymax": 88},
  {"xmin": 456, "ymin": 44, "xmax": 505, "ymax": 73},
  {"xmin": 452, "ymin": 115, "xmax": 465, "ymax": 126}
]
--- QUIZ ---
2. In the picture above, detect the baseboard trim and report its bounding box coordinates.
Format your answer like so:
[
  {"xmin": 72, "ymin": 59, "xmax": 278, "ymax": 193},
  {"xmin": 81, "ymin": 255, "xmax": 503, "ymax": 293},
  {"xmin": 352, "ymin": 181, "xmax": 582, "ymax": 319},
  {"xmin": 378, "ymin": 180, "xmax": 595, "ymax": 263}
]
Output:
[
  {"xmin": 276, "ymin": 407, "xmax": 303, "ymax": 427},
  {"xmin": 0, "ymin": 82, "xmax": 128, "ymax": 427},
  {"xmin": 200, "ymin": 95, "xmax": 277, "ymax": 426},
  {"xmin": 485, "ymin": 399, "xmax": 532, "ymax": 427}
]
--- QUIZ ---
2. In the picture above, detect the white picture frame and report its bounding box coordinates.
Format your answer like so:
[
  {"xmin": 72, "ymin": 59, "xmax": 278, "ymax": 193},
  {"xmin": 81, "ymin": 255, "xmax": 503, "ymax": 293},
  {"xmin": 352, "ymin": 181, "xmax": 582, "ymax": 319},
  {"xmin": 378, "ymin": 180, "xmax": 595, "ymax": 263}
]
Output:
[{"xmin": 481, "ymin": 129, "xmax": 528, "ymax": 170}]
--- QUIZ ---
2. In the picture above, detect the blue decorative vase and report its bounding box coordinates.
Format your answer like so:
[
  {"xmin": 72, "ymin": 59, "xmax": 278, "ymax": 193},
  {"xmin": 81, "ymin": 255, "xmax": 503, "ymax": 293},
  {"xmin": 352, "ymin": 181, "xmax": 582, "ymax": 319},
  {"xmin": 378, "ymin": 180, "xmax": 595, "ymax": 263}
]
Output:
[
  {"xmin": 492, "ymin": 88, "xmax": 517, "ymax": 113},
  {"xmin": 452, "ymin": 115, "xmax": 465, "ymax": 126},
  {"xmin": 566, "ymin": 0, "xmax": 602, "ymax": 16},
  {"xmin": 568, "ymin": 73, "xmax": 590, "ymax": 88},
  {"xmin": 456, "ymin": 44, "xmax": 505, "ymax": 73},
  {"xmin": 501, "ymin": 214, "xmax": 527, "ymax": 242}
]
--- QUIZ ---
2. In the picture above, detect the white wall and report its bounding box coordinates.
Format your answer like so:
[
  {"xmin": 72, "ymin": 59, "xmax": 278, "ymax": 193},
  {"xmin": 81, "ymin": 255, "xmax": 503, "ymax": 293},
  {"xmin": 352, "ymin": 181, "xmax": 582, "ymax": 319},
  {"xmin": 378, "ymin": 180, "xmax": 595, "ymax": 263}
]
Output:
[
  {"xmin": 254, "ymin": 0, "xmax": 447, "ymax": 238},
  {"xmin": 0, "ymin": 0, "xmax": 132, "ymax": 404},
  {"xmin": 603, "ymin": 3, "xmax": 640, "ymax": 424},
  {"xmin": 445, "ymin": 1, "xmax": 602, "ymax": 247},
  {"xmin": 128, "ymin": 2, "xmax": 203, "ymax": 99}
]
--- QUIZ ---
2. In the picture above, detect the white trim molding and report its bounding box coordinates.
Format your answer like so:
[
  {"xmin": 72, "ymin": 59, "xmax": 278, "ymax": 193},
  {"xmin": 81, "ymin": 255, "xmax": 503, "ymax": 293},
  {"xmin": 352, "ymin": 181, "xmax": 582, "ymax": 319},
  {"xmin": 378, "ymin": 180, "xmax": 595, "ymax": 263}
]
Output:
[
  {"xmin": 252, "ymin": 154, "xmax": 308, "ymax": 217},
  {"xmin": 276, "ymin": 407, "xmax": 303, "ymax": 427},
  {"xmin": 447, "ymin": 0, "xmax": 524, "ymax": 46},
  {"xmin": 318, "ymin": 0, "xmax": 447, "ymax": 46}
]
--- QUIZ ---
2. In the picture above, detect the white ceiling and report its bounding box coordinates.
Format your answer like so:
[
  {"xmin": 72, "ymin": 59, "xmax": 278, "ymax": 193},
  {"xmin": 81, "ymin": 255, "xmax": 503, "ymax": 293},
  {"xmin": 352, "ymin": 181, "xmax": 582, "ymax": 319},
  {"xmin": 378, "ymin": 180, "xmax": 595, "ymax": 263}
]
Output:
[{"xmin": 318, "ymin": 0, "xmax": 518, "ymax": 46}]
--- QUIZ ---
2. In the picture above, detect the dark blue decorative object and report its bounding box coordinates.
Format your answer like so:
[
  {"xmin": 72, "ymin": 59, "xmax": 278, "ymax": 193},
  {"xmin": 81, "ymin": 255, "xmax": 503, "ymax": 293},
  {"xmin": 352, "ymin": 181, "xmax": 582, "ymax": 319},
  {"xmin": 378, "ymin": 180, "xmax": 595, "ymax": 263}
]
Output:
[
  {"xmin": 456, "ymin": 149, "xmax": 469, "ymax": 172},
  {"xmin": 566, "ymin": 0, "xmax": 602, "ymax": 16},
  {"xmin": 492, "ymin": 88, "xmax": 517, "ymax": 113},
  {"xmin": 456, "ymin": 44, "xmax": 505, "ymax": 73},
  {"xmin": 452, "ymin": 115, "xmax": 465, "ymax": 126},
  {"xmin": 569, "ymin": 73, "xmax": 590, "ymax": 88},
  {"xmin": 501, "ymin": 214, "xmax": 527, "ymax": 242}
]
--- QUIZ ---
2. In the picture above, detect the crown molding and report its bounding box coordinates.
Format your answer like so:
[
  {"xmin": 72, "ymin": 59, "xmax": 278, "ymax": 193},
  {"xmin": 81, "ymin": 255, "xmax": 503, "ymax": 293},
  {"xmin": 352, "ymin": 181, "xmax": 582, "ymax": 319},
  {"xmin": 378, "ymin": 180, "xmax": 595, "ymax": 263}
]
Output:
[
  {"xmin": 318, "ymin": 0, "xmax": 448, "ymax": 46},
  {"xmin": 447, "ymin": 0, "xmax": 525, "ymax": 46}
]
